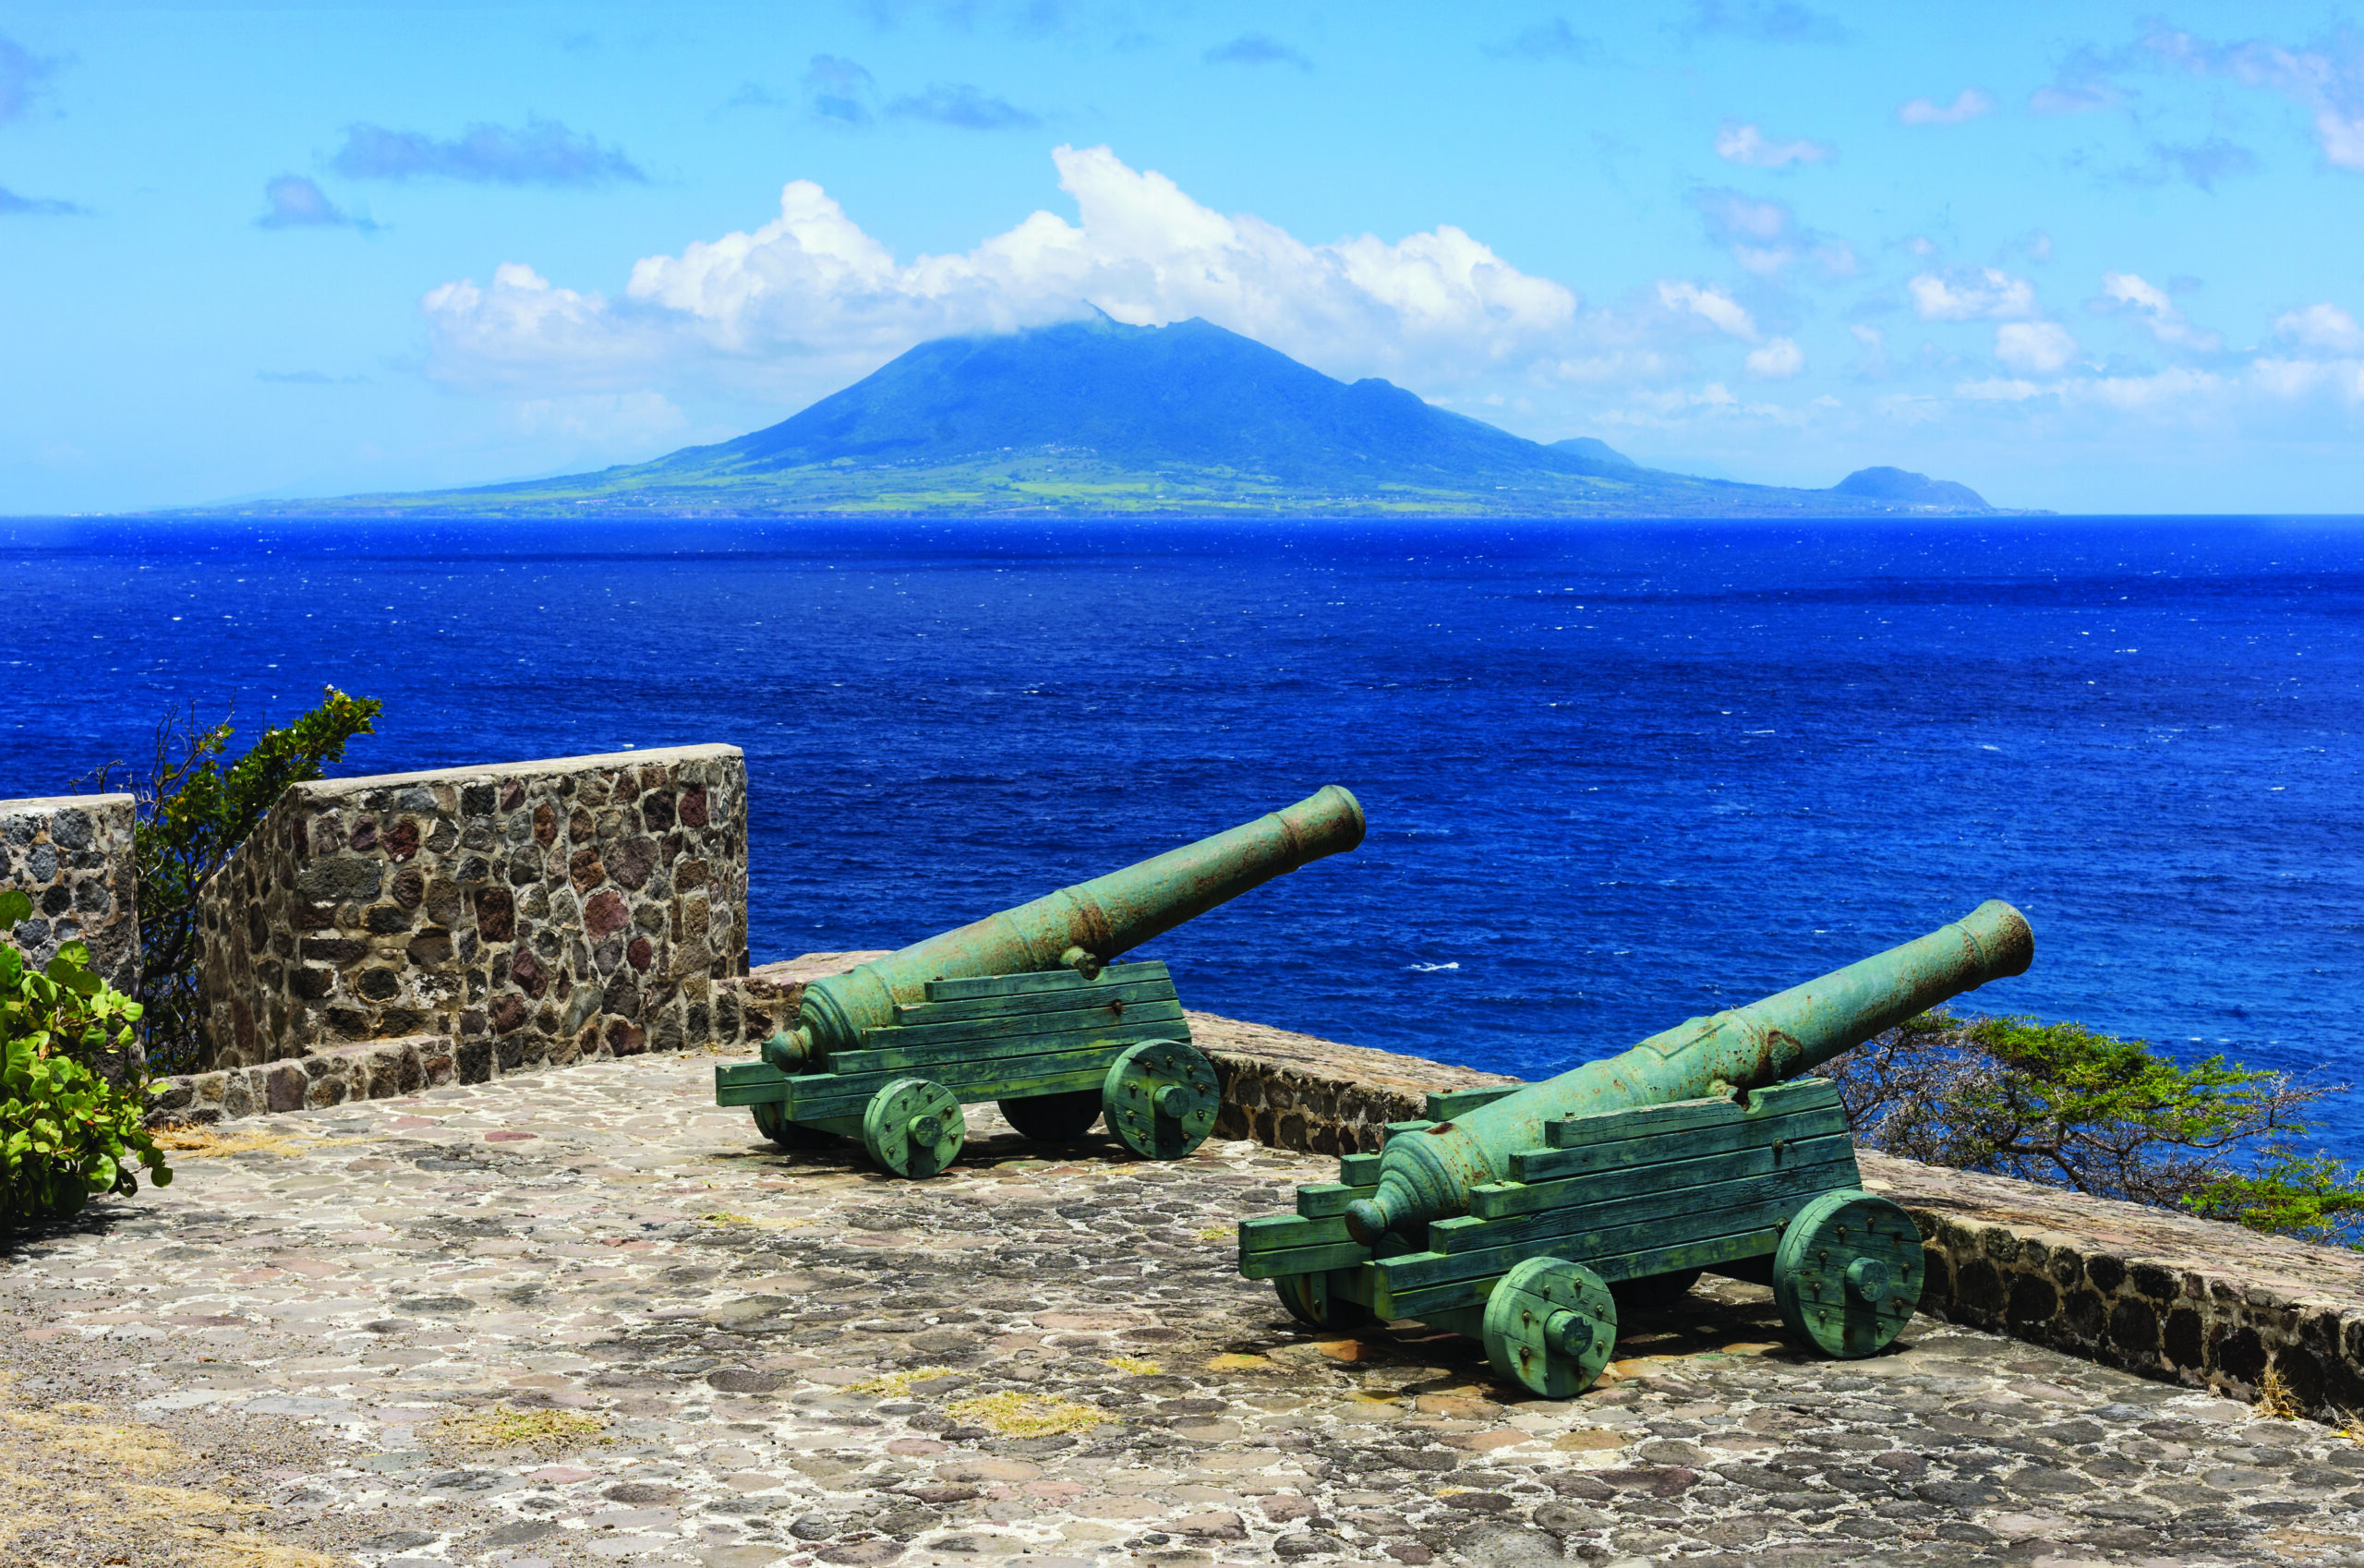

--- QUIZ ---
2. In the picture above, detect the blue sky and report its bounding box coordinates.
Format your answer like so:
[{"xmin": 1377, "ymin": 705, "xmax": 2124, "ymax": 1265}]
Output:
[{"xmin": 3, "ymin": 2, "xmax": 2361, "ymax": 513}]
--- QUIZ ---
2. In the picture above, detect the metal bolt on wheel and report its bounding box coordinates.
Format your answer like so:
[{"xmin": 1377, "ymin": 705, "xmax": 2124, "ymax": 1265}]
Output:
[
  {"xmin": 861, "ymin": 1077, "xmax": 966, "ymax": 1179},
  {"xmin": 1482, "ymin": 1255, "xmax": 1619, "ymax": 1399},
  {"xmin": 1102, "ymin": 1039, "xmax": 1219, "ymax": 1160},
  {"xmin": 996, "ymin": 1089, "xmax": 1104, "ymax": 1144},
  {"xmin": 1773, "ymin": 1188, "xmax": 1924, "ymax": 1357}
]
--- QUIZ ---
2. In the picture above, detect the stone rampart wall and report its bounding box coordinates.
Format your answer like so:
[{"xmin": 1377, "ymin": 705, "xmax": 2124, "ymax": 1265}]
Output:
[
  {"xmin": 0, "ymin": 793, "xmax": 139, "ymax": 996},
  {"xmin": 186, "ymin": 745, "xmax": 748, "ymax": 1088}
]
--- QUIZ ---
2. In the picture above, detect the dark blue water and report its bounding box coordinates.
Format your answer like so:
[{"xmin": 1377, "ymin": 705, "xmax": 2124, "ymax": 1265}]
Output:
[{"xmin": 6, "ymin": 516, "xmax": 2361, "ymax": 1156}]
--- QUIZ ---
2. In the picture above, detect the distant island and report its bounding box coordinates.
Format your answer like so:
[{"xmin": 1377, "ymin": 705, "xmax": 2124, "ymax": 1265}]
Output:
[{"xmin": 206, "ymin": 316, "xmax": 2010, "ymax": 519}]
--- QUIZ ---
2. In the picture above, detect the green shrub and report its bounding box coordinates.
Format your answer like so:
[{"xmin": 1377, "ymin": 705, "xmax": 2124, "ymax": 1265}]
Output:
[
  {"xmin": 1827, "ymin": 1012, "xmax": 2364, "ymax": 1248},
  {"xmin": 85, "ymin": 686, "xmax": 380, "ymax": 1070},
  {"xmin": 0, "ymin": 888, "xmax": 172, "ymax": 1226}
]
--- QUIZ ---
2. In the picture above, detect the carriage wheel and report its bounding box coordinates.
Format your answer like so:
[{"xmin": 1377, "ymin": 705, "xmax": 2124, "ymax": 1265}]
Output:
[
  {"xmin": 860, "ymin": 1078, "xmax": 966, "ymax": 1179},
  {"xmin": 1481, "ymin": 1256, "xmax": 1619, "ymax": 1399},
  {"xmin": 1102, "ymin": 1040, "xmax": 1219, "ymax": 1161},
  {"xmin": 1772, "ymin": 1189, "xmax": 1924, "ymax": 1358}
]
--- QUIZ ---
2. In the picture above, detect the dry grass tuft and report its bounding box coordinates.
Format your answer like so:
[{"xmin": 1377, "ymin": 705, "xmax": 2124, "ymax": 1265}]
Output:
[
  {"xmin": 698, "ymin": 1211, "xmax": 811, "ymax": 1229},
  {"xmin": 1104, "ymin": 1355, "xmax": 1163, "ymax": 1376},
  {"xmin": 2259, "ymin": 1365, "xmax": 2309, "ymax": 1421},
  {"xmin": 849, "ymin": 1366, "xmax": 956, "ymax": 1398},
  {"xmin": 151, "ymin": 1126, "xmax": 374, "ymax": 1160},
  {"xmin": 435, "ymin": 1403, "xmax": 610, "ymax": 1453},
  {"xmin": 0, "ymin": 1375, "xmax": 341, "ymax": 1566},
  {"xmin": 1194, "ymin": 1225, "xmax": 1232, "ymax": 1241},
  {"xmin": 944, "ymin": 1391, "xmax": 1111, "ymax": 1439}
]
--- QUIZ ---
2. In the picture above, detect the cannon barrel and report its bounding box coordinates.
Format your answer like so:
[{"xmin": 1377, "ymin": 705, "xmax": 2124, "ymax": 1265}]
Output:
[
  {"xmin": 1344, "ymin": 899, "xmax": 2033, "ymax": 1245},
  {"xmin": 772, "ymin": 786, "xmax": 1367, "ymax": 1068}
]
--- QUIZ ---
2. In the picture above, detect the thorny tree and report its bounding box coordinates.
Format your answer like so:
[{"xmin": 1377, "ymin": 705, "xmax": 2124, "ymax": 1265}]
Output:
[{"xmin": 1825, "ymin": 1012, "xmax": 2364, "ymax": 1248}]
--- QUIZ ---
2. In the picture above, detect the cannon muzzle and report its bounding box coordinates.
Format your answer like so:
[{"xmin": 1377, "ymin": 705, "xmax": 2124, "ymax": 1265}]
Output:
[
  {"xmin": 1345, "ymin": 899, "xmax": 2033, "ymax": 1244},
  {"xmin": 773, "ymin": 786, "xmax": 1367, "ymax": 1068}
]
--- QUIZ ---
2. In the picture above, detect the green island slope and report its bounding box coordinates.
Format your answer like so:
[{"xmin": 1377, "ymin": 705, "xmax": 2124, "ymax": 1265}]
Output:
[{"xmin": 218, "ymin": 316, "xmax": 2005, "ymax": 519}]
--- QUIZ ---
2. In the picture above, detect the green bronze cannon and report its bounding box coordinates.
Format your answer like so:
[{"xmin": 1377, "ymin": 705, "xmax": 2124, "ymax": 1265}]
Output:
[
  {"xmin": 1239, "ymin": 899, "xmax": 2033, "ymax": 1396},
  {"xmin": 717, "ymin": 786, "xmax": 1365, "ymax": 1177}
]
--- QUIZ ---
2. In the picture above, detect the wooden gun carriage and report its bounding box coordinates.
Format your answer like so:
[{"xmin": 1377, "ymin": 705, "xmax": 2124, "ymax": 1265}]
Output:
[
  {"xmin": 1237, "ymin": 902, "xmax": 2034, "ymax": 1397},
  {"xmin": 716, "ymin": 788, "xmax": 1365, "ymax": 1178}
]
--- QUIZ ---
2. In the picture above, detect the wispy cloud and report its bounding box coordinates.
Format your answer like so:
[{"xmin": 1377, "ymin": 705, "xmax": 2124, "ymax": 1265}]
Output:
[
  {"xmin": 1203, "ymin": 33, "xmax": 1311, "ymax": 70},
  {"xmin": 0, "ymin": 182, "xmax": 80, "ymax": 216},
  {"xmin": 886, "ymin": 84, "xmax": 1040, "ymax": 130},
  {"xmin": 804, "ymin": 55, "xmax": 877, "ymax": 126},
  {"xmin": 1483, "ymin": 18, "xmax": 1597, "ymax": 61},
  {"xmin": 331, "ymin": 117, "xmax": 645, "ymax": 187},
  {"xmin": 1658, "ymin": 279, "xmax": 1758, "ymax": 339},
  {"xmin": 1898, "ymin": 88, "xmax": 1993, "ymax": 125},
  {"xmin": 726, "ymin": 80, "xmax": 787, "ymax": 110},
  {"xmin": 256, "ymin": 174, "xmax": 372, "ymax": 230},
  {"xmin": 2030, "ymin": 45, "xmax": 2129, "ymax": 115},
  {"xmin": 2139, "ymin": 137, "xmax": 2260, "ymax": 191},
  {"xmin": 2093, "ymin": 271, "xmax": 2222, "ymax": 351},
  {"xmin": 1714, "ymin": 121, "xmax": 1831, "ymax": 167},
  {"xmin": 2142, "ymin": 28, "xmax": 2364, "ymax": 171},
  {"xmin": 1681, "ymin": 1, "xmax": 1845, "ymax": 46},
  {"xmin": 0, "ymin": 31, "xmax": 60, "ymax": 124}
]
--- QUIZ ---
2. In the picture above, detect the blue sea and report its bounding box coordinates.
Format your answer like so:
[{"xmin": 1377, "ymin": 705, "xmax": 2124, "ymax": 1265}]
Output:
[{"xmin": 6, "ymin": 515, "xmax": 2361, "ymax": 1159}]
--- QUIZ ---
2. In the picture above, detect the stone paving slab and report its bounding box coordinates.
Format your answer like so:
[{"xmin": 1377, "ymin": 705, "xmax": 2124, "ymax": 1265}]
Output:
[{"xmin": 13, "ymin": 1045, "xmax": 2364, "ymax": 1568}]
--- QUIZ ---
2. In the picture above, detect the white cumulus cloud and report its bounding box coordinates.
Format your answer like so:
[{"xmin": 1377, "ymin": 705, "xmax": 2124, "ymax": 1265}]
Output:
[
  {"xmin": 1910, "ymin": 268, "xmax": 2036, "ymax": 321},
  {"xmin": 1898, "ymin": 88, "xmax": 1994, "ymax": 125},
  {"xmin": 2274, "ymin": 301, "xmax": 2364, "ymax": 353},
  {"xmin": 1745, "ymin": 336, "xmax": 1804, "ymax": 377},
  {"xmin": 1714, "ymin": 121, "xmax": 1833, "ymax": 167},
  {"xmin": 1996, "ymin": 321, "xmax": 2079, "ymax": 374},
  {"xmin": 423, "ymin": 144, "xmax": 1584, "ymax": 397}
]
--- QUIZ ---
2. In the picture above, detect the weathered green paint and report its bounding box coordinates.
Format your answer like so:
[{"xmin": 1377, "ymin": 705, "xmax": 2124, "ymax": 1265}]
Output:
[
  {"xmin": 1103, "ymin": 1038, "xmax": 1220, "ymax": 1160},
  {"xmin": 1344, "ymin": 899, "xmax": 2033, "ymax": 1244},
  {"xmin": 1484, "ymin": 1257, "xmax": 1617, "ymax": 1399},
  {"xmin": 1773, "ymin": 1188, "xmax": 1924, "ymax": 1357},
  {"xmin": 862, "ymin": 1077, "xmax": 965, "ymax": 1178},
  {"xmin": 766, "ymin": 786, "xmax": 1364, "ymax": 1070},
  {"xmin": 1423, "ymin": 1084, "xmax": 1524, "ymax": 1120}
]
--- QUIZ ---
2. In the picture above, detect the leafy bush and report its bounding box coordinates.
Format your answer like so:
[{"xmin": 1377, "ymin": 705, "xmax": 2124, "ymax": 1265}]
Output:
[
  {"xmin": 84, "ymin": 687, "xmax": 380, "ymax": 1069},
  {"xmin": 1827, "ymin": 1012, "xmax": 2364, "ymax": 1248},
  {"xmin": 0, "ymin": 888, "xmax": 172, "ymax": 1226}
]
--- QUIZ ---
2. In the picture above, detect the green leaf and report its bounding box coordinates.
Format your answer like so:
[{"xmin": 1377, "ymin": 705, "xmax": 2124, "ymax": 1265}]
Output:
[{"xmin": 0, "ymin": 890, "xmax": 28, "ymax": 926}]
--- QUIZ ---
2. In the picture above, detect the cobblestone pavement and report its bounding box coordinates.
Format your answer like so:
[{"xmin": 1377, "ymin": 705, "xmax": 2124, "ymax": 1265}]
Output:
[{"xmin": 8, "ymin": 1048, "xmax": 2363, "ymax": 1568}]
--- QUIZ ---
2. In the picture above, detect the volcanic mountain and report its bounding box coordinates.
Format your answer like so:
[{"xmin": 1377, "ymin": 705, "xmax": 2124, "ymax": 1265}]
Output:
[{"xmin": 226, "ymin": 315, "xmax": 1997, "ymax": 517}]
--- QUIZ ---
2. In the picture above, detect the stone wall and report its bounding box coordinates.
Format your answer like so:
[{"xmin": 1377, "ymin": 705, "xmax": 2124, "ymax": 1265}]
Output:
[
  {"xmin": 187, "ymin": 745, "xmax": 748, "ymax": 1088},
  {"xmin": 0, "ymin": 793, "xmax": 139, "ymax": 996}
]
